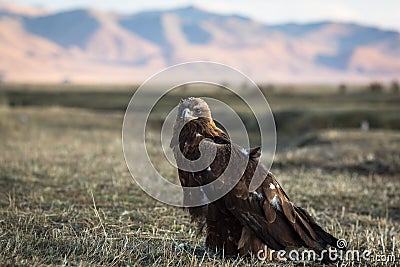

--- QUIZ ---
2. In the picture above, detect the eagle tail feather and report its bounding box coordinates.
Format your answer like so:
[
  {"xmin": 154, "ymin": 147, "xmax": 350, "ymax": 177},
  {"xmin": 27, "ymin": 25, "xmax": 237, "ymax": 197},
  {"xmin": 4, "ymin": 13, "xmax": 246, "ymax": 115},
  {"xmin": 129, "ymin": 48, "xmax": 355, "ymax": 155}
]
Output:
[
  {"xmin": 289, "ymin": 205, "xmax": 342, "ymax": 263},
  {"xmin": 296, "ymin": 206, "xmax": 340, "ymax": 249}
]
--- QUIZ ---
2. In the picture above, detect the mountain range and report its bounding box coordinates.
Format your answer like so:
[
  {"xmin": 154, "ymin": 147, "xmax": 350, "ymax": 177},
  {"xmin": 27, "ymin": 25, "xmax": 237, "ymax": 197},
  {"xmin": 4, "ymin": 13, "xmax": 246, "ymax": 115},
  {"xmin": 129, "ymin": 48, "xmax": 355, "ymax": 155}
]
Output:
[{"xmin": 0, "ymin": 2, "xmax": 399, "ymax": 84}]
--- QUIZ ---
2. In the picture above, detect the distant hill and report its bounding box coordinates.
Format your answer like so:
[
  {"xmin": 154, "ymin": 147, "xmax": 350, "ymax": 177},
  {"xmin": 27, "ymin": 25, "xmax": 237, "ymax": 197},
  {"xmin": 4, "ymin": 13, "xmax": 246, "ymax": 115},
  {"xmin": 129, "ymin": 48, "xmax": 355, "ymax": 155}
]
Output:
[{"xmin": 0, "ymin": 3, "xmax": 399, "ymax": 83}]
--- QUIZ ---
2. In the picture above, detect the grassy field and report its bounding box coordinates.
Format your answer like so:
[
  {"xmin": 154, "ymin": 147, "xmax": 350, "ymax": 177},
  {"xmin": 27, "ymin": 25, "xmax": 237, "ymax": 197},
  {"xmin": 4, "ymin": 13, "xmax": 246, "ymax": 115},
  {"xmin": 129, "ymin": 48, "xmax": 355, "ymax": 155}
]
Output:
[{"xmin": 0, "ymin": 84, "xmax": 399, "ymax": 266}]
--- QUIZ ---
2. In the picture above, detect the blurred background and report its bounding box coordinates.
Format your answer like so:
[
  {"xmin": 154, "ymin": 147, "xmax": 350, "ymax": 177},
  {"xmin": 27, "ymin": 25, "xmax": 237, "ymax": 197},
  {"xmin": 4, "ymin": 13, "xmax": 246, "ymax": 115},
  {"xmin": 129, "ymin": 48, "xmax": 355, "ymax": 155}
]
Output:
[
  {"xmin": 0, "ymin": 0, "xmax": 399, "ymax": 265},
  {"xmin": 1, "ymin": 0, "xmax": 400, "ymax": 83},
  {"xmin": 1, "ymin": 0, "xmax": 399, "ymax": 147}
]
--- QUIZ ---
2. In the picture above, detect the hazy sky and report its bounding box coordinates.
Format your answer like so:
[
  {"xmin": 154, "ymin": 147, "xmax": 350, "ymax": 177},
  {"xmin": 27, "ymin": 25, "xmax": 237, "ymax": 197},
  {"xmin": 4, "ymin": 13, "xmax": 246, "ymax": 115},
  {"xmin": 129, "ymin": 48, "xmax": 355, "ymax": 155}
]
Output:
[{"xmin": 12, "ymin": 0, "xmax": 400, "ymax": 31}]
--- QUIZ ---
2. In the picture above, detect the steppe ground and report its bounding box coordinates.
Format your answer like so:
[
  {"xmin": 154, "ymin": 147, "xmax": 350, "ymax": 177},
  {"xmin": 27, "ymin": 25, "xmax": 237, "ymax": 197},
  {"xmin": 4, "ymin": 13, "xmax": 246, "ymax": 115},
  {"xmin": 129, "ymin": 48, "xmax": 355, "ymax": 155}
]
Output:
[{"xmin": 0, "ymin": 84, "xmax": 399, "ymax": 266}]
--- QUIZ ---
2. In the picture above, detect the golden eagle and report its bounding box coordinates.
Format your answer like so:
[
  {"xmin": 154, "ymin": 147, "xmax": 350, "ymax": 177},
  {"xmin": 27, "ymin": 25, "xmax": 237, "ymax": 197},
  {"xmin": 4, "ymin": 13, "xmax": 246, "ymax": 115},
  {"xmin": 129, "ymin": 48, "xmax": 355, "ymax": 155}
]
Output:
[{"xmin": 170, "ymin": 97, "xmax": 340, "ymax": 261}]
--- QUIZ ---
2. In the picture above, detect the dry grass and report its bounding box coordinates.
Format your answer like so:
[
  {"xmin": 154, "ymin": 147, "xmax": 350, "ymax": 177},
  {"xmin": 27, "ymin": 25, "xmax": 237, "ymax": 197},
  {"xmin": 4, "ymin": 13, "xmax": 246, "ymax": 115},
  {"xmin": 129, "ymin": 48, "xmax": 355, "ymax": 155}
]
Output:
[{"xmin": 1, "ymin": 105, "xmax": 399, "ymax": 266}]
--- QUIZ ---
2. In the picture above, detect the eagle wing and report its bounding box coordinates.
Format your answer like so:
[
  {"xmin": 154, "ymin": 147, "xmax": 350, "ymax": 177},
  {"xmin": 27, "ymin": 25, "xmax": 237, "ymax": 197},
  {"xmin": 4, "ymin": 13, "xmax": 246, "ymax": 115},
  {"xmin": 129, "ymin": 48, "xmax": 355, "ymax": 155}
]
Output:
[
  {"xmin": 189, "ymin": 139, "xmax": 339, "ymax": 255},
  {"xmin": 222, "ymin": 152, "xmax": 339, "ymax": 255}
]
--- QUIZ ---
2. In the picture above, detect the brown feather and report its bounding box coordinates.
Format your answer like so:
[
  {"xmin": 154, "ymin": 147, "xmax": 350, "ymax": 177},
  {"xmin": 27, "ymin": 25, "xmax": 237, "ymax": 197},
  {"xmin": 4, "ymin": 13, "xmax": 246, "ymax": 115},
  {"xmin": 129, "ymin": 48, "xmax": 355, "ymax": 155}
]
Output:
[
  {"xmin": 262, "ymin": 201, "xmax": 276, "ymax": 223},
  {"xmin": 281, "ymin": 199, "xmax": 296, "ymax": 224}
]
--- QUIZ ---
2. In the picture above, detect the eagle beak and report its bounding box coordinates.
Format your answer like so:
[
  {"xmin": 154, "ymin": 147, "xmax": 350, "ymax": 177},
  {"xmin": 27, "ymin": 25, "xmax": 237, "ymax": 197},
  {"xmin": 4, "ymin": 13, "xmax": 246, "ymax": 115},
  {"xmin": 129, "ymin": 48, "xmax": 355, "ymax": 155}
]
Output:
[{"xmin": 181, "ymin": 108, "xmax": 197, "ymax": 121}]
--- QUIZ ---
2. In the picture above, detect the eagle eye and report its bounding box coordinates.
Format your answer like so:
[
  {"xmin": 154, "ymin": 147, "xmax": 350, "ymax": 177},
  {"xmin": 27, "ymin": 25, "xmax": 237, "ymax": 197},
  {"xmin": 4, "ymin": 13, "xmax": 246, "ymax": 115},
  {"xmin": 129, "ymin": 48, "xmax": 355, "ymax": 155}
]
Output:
[{"xmin": 194, "ymin": 108, "xmax": 202, "ymax": 115}]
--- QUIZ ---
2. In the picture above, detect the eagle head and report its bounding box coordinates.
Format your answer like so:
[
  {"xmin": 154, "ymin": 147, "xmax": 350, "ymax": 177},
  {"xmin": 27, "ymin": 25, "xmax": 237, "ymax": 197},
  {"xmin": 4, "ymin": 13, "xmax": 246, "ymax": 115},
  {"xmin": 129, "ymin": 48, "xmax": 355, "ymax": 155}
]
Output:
[
  {"xmin": 177, "ymin": 97, "xmax": 212, "ymax": 123},
  {"xmin": 170, "ymin": 97, "xmax": 214, "ymax": 148}
]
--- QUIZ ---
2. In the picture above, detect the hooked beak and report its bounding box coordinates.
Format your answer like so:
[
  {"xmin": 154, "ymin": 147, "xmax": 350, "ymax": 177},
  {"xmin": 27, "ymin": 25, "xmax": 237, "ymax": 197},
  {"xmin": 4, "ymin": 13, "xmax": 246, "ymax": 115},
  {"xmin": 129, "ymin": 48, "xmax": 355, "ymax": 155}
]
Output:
[{"xmin": 181, "ymin": 108, "xmax": 197, "ymax": 121}]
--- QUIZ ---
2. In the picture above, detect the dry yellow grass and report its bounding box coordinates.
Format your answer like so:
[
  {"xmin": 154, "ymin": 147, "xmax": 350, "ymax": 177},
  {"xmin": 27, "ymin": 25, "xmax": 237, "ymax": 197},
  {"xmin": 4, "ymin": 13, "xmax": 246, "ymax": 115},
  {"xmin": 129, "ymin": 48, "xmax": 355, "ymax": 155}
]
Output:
[{"xmin": 0, "ymin": 105, "xmax": 399, "ymax": 266}]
